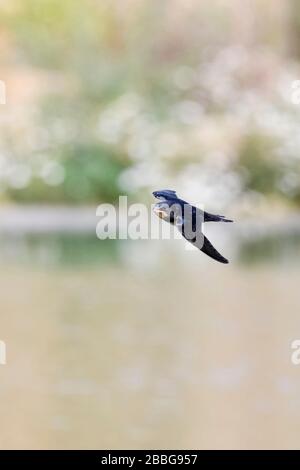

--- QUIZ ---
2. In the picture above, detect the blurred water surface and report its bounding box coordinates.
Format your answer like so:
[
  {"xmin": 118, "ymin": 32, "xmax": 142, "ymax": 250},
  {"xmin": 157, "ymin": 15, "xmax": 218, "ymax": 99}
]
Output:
[{"xmin": 0, "ymin": 235, "xmax": 299, "ymax": 450}]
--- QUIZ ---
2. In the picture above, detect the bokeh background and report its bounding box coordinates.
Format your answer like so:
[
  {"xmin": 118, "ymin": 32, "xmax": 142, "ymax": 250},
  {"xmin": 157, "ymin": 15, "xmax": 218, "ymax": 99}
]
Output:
[{"xmin": 0, "ymin": 0, "xmax": 300, "ymax": 450}]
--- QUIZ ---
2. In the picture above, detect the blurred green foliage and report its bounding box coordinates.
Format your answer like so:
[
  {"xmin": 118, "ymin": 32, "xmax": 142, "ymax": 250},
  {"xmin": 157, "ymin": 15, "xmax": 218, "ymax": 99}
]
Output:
[
  {"xmin": 1, "ymin": 0, "xmax": 300, "ymax": 208},
  {"xmin": 8, "ymin": 143, "xmax": 128, "ymax": 203},
  {"xmin": 237, "ymin": 133, "xmax": 282, "ymax": 194}
]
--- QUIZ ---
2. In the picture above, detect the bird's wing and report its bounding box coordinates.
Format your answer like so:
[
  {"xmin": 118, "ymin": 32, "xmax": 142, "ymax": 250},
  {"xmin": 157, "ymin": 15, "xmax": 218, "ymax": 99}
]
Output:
[
  {"xmin": 199, "ymin": 236, "xmax": 229, "ymax": 264},
  {"xmin": 185, "ymin": 232, "xmax": 229, "ymax": 264}
]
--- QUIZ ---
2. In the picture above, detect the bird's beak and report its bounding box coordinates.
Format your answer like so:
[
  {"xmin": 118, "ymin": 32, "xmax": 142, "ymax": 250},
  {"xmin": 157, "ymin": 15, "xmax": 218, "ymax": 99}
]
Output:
[{"xmin": 153, "ymin": 205, "xmax": 167, "ymax": 219}]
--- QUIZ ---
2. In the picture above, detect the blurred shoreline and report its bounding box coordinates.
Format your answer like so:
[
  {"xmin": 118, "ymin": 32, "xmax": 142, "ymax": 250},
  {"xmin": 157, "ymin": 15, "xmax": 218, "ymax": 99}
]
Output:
[
  {"xmin": 0, "ymin": 205, "xmax": 299, "ymax": 268},
  {"xmin": 1, "ymin": 204, "xmax": 300, "ymax": 236}
]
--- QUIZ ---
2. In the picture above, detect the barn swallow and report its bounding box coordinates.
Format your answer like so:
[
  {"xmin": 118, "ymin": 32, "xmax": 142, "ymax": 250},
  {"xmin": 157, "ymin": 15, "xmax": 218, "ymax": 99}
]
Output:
[{"xmin": 153, "ymin": 189, "xmax": 233, "ymax": 264}]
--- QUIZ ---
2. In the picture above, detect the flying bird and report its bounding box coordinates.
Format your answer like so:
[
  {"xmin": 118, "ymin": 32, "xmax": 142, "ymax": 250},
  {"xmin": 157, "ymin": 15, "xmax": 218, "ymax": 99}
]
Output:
[{"xmin": 152, "ymin": 189, "xmax": 233, "ymax": 264}]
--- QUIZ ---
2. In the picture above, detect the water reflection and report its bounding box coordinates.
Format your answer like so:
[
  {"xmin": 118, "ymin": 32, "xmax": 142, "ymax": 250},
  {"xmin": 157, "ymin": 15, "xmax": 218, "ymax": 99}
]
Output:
[
  {"xmin": 237, "ymin": 223, "xmax": 300, "ymax": 265},
  {"xmin": 0, "ymin": 235, "xmax": 120, "ymax": 267},
  {"xmin": 238, "ymin": 232, "xmax": 300, "ymax": 265},
  {"xmin": 0, "ymin": 227, "xmax": 299, "ymax": 267}
]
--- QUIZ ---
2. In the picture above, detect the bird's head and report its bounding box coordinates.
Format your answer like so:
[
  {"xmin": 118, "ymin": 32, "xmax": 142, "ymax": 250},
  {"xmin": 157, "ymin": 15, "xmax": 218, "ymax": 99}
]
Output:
[
  {"xmin": 152, "ymin": 189, "xmax": 177, "ymax": 201},
  {"xmin": 153, "ymin": 201, "xmax": 183, "ymax": 225}
]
